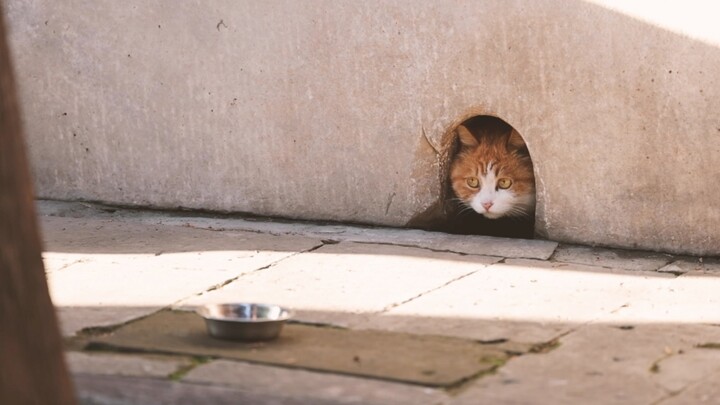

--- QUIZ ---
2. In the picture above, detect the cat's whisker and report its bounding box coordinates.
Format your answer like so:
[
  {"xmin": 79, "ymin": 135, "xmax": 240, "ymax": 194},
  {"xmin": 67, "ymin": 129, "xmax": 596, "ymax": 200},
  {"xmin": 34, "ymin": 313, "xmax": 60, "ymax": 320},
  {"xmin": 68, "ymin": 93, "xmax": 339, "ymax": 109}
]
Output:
[
  {"xmin": 448, "ymin": 198, "xmax": 467, "ymax": 207},
  {"xmin": 455, "ymin": 204, "xmax": 476, "ymax": 216},
  {"xmin": 507, "ymin": 206, "xmax": 533, "ymax": 218}
]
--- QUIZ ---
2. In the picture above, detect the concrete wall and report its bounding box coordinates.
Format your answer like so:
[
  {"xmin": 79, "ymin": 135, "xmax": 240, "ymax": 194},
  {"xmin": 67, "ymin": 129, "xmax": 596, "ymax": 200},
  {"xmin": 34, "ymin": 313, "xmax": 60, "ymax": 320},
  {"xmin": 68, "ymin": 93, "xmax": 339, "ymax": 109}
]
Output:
[{"xmin": 6, "ymin": 0, "xmax": 720, "ymax": 255}]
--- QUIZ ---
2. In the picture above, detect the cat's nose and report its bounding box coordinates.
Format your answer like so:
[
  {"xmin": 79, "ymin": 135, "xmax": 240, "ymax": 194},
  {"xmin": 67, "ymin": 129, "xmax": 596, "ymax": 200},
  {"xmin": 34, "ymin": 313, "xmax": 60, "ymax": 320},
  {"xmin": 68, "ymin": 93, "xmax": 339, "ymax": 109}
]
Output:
[{"xmin": 482, "ymin": 202, "xmax": 493, "ymax": 211}]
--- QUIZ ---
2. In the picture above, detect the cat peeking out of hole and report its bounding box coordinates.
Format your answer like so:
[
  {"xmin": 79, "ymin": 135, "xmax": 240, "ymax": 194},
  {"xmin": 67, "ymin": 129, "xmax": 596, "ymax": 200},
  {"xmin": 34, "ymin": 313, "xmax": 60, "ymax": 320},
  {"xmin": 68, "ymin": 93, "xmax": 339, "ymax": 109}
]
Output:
[{"xmin": 447, "ymin": 116, "xmax": 535, "ymax": 238}]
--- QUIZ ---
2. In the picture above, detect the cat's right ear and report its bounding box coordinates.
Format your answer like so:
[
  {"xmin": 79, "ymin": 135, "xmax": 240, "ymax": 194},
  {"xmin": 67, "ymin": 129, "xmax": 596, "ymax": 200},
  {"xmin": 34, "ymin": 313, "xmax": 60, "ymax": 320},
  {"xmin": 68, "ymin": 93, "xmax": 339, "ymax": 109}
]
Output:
[
  {"xmin": 456, "ymin": 125, "xmax": 479, "ymax": 148},
  {"xmin": 507, "ymin": 129, "xmax": 527, "ymax": 151}
]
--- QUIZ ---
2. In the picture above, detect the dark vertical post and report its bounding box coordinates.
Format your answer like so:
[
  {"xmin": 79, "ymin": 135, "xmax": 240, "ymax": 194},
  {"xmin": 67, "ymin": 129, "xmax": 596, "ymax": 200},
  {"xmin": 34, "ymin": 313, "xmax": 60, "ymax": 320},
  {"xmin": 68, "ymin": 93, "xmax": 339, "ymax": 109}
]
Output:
[{"xmin": 0, "ymin": 4, "xmax": 77, "ymax": 405}]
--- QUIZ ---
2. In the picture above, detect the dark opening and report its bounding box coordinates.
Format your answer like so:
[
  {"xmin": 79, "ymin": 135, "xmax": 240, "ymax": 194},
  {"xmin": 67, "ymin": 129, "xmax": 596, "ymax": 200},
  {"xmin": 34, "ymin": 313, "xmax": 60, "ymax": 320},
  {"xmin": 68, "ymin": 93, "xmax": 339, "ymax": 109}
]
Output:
[{"xmin": 432, "ymin": 115, "xmax": 536, "ymax": 238}]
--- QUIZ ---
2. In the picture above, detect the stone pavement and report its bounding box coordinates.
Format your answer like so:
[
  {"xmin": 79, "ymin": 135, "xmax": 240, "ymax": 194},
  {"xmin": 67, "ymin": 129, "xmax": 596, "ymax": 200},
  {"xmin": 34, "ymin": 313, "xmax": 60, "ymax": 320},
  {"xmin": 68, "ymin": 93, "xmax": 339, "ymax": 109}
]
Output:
[{"xmin": 39, "ymin": 201, "xmax": 720, "ymax": 404}]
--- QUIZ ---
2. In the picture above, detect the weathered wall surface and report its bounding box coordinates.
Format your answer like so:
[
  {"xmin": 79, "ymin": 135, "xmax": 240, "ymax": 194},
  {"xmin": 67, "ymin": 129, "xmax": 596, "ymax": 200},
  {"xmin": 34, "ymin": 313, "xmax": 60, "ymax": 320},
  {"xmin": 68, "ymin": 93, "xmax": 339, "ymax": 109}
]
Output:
[{"xmin": 5, "ymin": 1, "xmax": 720, "ymax": 255}]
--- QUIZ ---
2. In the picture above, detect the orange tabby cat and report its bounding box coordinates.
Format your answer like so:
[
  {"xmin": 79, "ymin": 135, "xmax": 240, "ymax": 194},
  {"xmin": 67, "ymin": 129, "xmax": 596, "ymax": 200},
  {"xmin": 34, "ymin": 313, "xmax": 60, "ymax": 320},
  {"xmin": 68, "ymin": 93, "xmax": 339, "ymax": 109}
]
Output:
[{"xmin": 450, "ymin": 117, "xmax": 535, "ymax": 221}]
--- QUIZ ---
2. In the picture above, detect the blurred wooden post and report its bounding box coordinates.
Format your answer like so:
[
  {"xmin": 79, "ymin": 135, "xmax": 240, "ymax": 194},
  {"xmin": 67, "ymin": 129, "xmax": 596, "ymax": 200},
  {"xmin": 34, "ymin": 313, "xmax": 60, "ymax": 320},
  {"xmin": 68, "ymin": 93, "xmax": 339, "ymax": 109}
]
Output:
[{"xmin": 0, "ymin": 5, "xmax": 77, "ymax": 405}]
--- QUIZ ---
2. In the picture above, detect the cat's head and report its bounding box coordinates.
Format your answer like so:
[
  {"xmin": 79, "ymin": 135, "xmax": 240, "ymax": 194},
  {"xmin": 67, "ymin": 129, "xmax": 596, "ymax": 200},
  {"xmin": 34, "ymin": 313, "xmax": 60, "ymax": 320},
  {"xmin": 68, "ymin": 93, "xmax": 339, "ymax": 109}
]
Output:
[{"xmin": 450, "ymin": 124, "xmax": 535, "ymax": 219}]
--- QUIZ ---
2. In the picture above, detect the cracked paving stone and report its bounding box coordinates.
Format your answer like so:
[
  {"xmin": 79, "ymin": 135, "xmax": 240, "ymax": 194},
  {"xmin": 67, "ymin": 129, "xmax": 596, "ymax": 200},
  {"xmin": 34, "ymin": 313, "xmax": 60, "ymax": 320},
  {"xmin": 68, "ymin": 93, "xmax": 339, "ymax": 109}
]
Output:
[
  {"xmin": 39, "ymin": 200, "xmax": 558, "ymax": 260},
  {"xmin": 552, "ymin": 245, "xmax": 672, "ymax": 272},
  {"xmin": 178, "ymin": 241, "xmax": 500, "ymax": 327},
  {"xmin": 361, "ymin": 259, "xmax": 671, "ymax": 343},
  {"xmin": 660, "ymin": 368, "xmax": 720, "ymax": 404},
  {"xmin": 649, "ymin": 347, "xmax": 720, "ymax": 393},
  {"xmin": 451, "ymin": 324, "xmax": 720, "ymax": 405}
]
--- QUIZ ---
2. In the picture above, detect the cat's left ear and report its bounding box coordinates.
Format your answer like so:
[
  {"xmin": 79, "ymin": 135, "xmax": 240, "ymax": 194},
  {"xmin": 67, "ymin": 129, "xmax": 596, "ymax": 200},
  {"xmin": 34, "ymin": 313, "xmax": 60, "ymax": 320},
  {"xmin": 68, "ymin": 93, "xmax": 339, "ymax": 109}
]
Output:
[{"xmin": 506, "ymin": 129, "xmax": 527, "ymax": 151}]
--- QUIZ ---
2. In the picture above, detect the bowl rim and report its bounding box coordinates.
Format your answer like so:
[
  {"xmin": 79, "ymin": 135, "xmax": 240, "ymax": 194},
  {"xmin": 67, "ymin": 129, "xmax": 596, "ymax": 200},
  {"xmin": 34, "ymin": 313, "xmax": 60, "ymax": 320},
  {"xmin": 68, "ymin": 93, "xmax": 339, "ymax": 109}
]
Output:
[{"xmin": 196, "ymin": 303, "xmax": 293, "ymax": 323}]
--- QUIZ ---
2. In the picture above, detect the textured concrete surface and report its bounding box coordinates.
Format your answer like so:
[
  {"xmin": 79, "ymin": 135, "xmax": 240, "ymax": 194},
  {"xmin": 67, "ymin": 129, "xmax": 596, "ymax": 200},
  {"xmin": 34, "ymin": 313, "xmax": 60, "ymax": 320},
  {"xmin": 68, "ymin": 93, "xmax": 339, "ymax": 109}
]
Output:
[
  {"xmin": 38, "ymin": 199, "xmax": 559, "ymax": 260},
  {"xmin": 361, "ymin": 258, "xmax": 674, "ymax": 343},
  {"xmin": 179, "ymin": 242, "xmax": 499, "ymax": 326},
  {"xmin": 90, "ymin": 310, "xmax": 510, "ymax": 387},
  {"xmin": 662, "ymin": 372, "xmax": 720, "ymax": 405},
  {"xmin": 600, "ymin": 271, "xmax": 720, "ymax": 324},
  {"xmin": 650, "ymin": 348, "xmax": 720, "ymax": 394},
  {"xmin": 73, "ymin": 374, "xmax": 346, "ymax": 405},
  {"xmin": 184, "ymin": 360, "xmax": 450, "ymax": 405},
  {"xmin": 6, "ymin": 2, "xmax": 720, "ymax": 255},
  {"xmin": 658, "ymin": 258, "xmax": 720, "ymax": 275},
  {"xmin": 40, "ymin": 202, "xmax": 720, "ymax": 403},
  {"xmin": 551, "ymin": 245, "xmax": 673, "ymax": 272},
  {"xmin": 453, "ymin": 324, "xmax": 720, "ymax": 405},
  {"xmin": 65, "ymin": 352, "xmax": 189, "ymax": 379},
  {"xmin": 42, "ymin": 213, "xmax": 321, "ymax": 336}
]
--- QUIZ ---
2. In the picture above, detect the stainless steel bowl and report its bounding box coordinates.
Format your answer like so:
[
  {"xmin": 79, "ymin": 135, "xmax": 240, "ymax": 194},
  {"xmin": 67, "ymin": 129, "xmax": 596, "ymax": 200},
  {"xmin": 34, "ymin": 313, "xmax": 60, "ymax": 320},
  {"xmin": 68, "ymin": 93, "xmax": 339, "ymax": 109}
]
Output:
[{"xmin": 196, "ymin": 303, "xmax": 292, "ymax": 341}]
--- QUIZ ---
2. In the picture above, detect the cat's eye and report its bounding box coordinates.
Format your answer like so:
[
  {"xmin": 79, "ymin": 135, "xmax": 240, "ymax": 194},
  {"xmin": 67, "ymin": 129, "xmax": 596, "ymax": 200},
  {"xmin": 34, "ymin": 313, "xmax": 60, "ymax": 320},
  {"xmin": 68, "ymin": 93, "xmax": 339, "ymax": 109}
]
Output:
[
  {"xmin": 466, "ymin": 177, "xmax": 479, "ymax": 188},
  {"xmin": 497, "ymin": 178, "xmax": 513, "ymax": 189}
]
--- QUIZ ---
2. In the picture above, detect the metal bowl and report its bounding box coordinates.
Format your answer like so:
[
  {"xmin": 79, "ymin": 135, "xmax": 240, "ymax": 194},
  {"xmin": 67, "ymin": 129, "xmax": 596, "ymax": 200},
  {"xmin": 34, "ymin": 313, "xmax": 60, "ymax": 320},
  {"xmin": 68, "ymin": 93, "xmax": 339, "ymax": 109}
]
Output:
[{"xmin": 196, "ymin": 303, "xmax": 292, "ymax": 341}]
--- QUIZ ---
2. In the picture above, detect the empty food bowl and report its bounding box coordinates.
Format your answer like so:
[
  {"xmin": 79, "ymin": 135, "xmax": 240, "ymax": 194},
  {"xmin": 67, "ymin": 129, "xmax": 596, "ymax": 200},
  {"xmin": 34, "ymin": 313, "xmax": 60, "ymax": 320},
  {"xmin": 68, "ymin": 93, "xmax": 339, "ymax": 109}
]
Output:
[{"xmin": 196, "ymin": 303, "xmax": 292, "ymax": 341}]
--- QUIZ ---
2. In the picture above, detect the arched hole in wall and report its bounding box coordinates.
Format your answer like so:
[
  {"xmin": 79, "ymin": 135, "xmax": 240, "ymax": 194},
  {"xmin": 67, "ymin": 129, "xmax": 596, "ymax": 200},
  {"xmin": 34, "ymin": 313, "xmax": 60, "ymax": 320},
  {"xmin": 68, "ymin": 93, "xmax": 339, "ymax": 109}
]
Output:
[{"xmin": 411, "ymin": 115, "xmax": 537, "ymax": 238}]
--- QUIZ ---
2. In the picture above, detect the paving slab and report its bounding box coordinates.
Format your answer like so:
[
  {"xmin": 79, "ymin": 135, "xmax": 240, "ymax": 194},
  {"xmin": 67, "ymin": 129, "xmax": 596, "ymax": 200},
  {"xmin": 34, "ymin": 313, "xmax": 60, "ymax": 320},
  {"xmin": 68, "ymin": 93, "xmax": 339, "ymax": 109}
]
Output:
[
  {"xmin": 66, "ymin": 351, "xmax": 190, "ymax": 379},
  {"xmin": 38, "ymin": 200, "xmax": 558, "ymax": 259},
  {"xmin": 363, "ymin": 259, "xmax": 673, "ymax": 343},
  {"xmin": 150, "ymin": 217, "xmax": 558, "ymax": 260},
  {"xmin": 47, "ymin": 257, "xmax": 275, "ymax": 336},
  {"xmin": 184, "ymin": 360, "xmax": 450, "ymax": 405},
  {"xmin": 41, "ymin": 215, "xmax": 322, "ymax": 336},
  {"xmin": 453, "ymin": 324, "xmax": 720, "ymax": 405},
  {"xmin": 41, "ymin": 252, "xmax": 87, "ymax": 273},
  {"xmin": 36, "ymin": 200, "xmax": 720, "ymax": 404},
  {"xmin": 179, "ymin": 242, "xmax": 499, "ymax": 327},
  {"xmin": 649, "ymin": 347, "xmax": 720, "ymax": 394},
  {"xmin": 600, "ymin": 271, "xmax": 720, "ymax": 324},
  {"xmin": 552, "ymin": 245, "xmax": 672, "ymax": 272},
  {"xmin": 658, "ymin": 258, "xmax": 720, "ymax": 275},
  {"xmin": 73, "ymin": 373, "xmax": 344, "ymax": 405},
  {"xmin": 41, "ymin": 214, "xmax": 322, "ymax": 257},
  {"xmin": 47, "ymin": 259, "xmax": 240, "ymax": 307},
  {"xmin": 660, "ymin": 369, "xmax": 720, "ymax": 404},
  {"xmin": 55, "ymin": 306, "xmax": 159, "ymax": 337},
  {"xmin": 88, "ymin": 310, "xmax": 509, "ymax": 387}
]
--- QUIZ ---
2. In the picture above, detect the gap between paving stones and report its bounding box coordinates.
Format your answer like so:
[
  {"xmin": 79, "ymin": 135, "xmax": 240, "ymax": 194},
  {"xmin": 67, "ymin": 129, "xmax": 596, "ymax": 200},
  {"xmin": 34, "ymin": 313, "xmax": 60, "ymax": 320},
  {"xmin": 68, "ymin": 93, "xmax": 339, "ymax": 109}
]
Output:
[
  {"xmin": 167, "ymin": 356, "xmax": 212, "ymax": 381},
  {"xmin": 185, "ymin": 240, "xmax": 327, "ymax": 302},
  {"xmin": 652, "ymin": 365, "xmax": 720, "ymax": 405},
  {"xmin": 442, "ymin": 335, "xmax": 568, "ymax": 397},
  {"xmin": 650, "ymin": 367, "xmax": 712, "ymax": 405},
  {"xmin": 377, "ymin": 261, "xmax": 500, "ymax": 314},
  {"xmin": 64, "ymin": 242, "xmax": 328, "ymax": 348},
  {"xmin": 171, "ymin": 222, "xmax": 555, "ymax": 261},
  {"xmin": 649, "ymin": 349, "xmax": 676, "ymax": 375},
  {"xmin": 347, "ymin": 240, "xmax": 503, "ymax": 258},
  {"xmin": 45, "ymin": 258, "xmax": 86, "ymax": 273}
]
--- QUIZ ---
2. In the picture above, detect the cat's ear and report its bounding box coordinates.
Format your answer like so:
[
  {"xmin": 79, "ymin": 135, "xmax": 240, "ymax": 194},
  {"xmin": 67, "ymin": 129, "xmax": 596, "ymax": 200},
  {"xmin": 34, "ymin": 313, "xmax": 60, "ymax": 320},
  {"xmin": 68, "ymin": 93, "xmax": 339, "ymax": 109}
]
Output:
[
  {"xmin": 456, "ymin": 125, "xmax": 479, "ymax": 148},
  {"xmin": 506, "ymin": 129, "xmax": 527, "ymax": 151}
]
